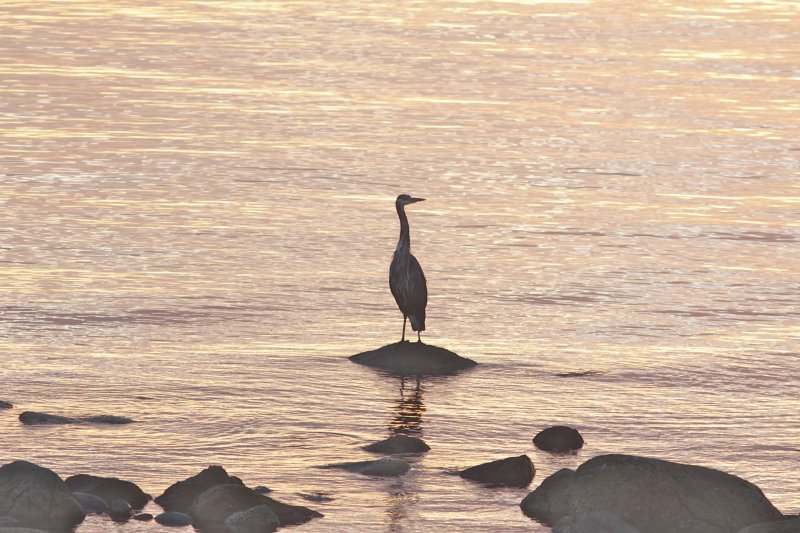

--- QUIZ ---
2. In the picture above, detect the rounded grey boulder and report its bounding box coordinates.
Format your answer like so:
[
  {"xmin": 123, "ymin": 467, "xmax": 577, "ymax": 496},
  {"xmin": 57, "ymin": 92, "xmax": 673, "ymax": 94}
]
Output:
[
  {"xmin": 155, "ymin": 465, "xmax": 243, "ymax": 512},
  {"xmin": 533, "ymin": 426, "xmax": 584, "ymax": 452},
  {"xmin": 349, "ymin": 342, "xmax": 477, "ymax": 376},
  {"xmin": 521, "ymin": 454, "xmax": 783, "ymax": 533},
  {"xmin": 0, "ymin": 460, "xmax": 85, "ymax": 531},
  {"xmin": 225, "ymin": 505, "xmax": 279, "ymax": 533},
  {"xmin": 71, "ymin": 492, "xmax": 108, "ymax": 514},
  {"xmin": 363, "ymin": 434, "xmax": 430, "ymax": 454},
  {"xmin": 188, "ymin": 483, "xmax": 322, "ymax": 530},
  {"xmin": 554, "ymin": 511, "xmax": 641, "ymax": 533},
  {"xmin": 460, "ymin": 454, "xmax": 535, "ymax": 487},
  {"xmin": 154, "ymin": 511, "xmax": 192, "ymax": 527},
  {"xmin": 108, "ymin": 499, "xmax": 132, "ymax": 522},
  {"xmin": 737, "ymin": 517, "xmax": 800, "ymax": 533}
]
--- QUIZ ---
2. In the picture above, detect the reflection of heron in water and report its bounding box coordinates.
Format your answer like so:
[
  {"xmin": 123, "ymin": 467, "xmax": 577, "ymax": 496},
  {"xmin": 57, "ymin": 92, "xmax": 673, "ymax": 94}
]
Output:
[
  {"xmin": 389, "ymin": 194, "xmax": 427, "ymax": 342},
  {"xmin": 389, "ymin": 377, "xmax": 425, "ymax": 436}
]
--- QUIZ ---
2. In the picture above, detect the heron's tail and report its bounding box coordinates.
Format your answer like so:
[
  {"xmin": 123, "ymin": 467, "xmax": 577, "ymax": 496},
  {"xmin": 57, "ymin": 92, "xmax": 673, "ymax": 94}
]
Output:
[{"xmin": 409, "ymin": 314, "xmax": 425, "ymax": 332}]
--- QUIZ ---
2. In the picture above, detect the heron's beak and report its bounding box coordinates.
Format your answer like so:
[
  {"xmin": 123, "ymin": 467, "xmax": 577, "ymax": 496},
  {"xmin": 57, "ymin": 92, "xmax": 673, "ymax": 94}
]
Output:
[{"xmin": 409, "ymin": 197, "xmax": 426, "ymax": 204}]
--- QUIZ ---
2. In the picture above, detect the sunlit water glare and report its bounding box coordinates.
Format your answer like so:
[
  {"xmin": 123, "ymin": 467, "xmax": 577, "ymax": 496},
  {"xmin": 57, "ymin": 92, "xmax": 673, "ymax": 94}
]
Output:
[{"xmin": 1, "ymin": 0, "xmax": 798, "ymax": 531}]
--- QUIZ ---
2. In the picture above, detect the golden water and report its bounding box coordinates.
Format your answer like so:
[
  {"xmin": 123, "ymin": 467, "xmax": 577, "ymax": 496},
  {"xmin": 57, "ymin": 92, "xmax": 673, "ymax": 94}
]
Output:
[{"xmin": 1, "ymin": 0, "xmax": 798, "ymax": 530}]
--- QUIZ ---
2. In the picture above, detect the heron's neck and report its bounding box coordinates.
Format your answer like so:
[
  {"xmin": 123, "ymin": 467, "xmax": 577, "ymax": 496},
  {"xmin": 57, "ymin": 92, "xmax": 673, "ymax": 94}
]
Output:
[{"xmin": 396, "ymin": 203, "xmax": 411, "ymax": 256}]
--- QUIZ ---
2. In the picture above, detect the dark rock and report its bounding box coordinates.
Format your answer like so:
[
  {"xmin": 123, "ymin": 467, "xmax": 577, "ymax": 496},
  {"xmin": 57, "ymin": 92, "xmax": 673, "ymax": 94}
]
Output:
[
  {"xmin": 460, "ymin": 455, "xmax": 535, "ymax": 487},
  {"xmin": 0, "ymin": 517, "xmax": 20, "ymax": 527},
  {"xmin": 108, "ymin": 499, "xmax": 132, "ymax": 522},
  {"xmin": 520, "ymin": 454, "xmax": 783, "ymax": 532},
  {"xmin": 224, "ymin": 505, "xmax": 279, "ymax": 533},
  {"xmin": 554, "ymin": 511, "xmax": 641, "ymax": 533},
  {"xmin": 327, "ymin": 458, "xmax": 410, "ymax": 477},
  {"xmin": 349, "ymin": 341, "xmax": 477, "ymax": 376},
  {"xmin": 18, "ymin": 411, "xmax": 77, "ymax": 425},
  {"xmin": 65, "ymin": 474, "xmax": 151, "ymax": 509},
  {"xmin": 737, "ymin": 517, "xmax": 800, "ymax": 533},
  {"xmin": 363, "ymin": 434, "xmax": 430, "ymax": 454},
  {"xmin": 520, "ymin": 468, "xmax": 575, "ymax": 522},
  {"xmin": 155, "ymin": 465, "xmax": 243, "ymax": 512},
  {"xmin": 298, "ymin": 493, "xmax": 335, "ymax": 503},
  {"xmin": 132, "ymin": 513, "xmax": 153, "ymax": 521},
  {"xmin": 188, "ymin": 484, "xmax": 322, "ymax": 530},
  {"xmin": 82, "ymin": 415, "xmax": 134, "ymax": 424},
  {"xmin": 0, "ymin": 460, "xmax": 85, "ymax": 531},
  {"xmin": 0, "ymin": 528, "xmax": 51, "ymax": 533},
  {"xmin": 533, "ymin": 426, "xmax": 584, "ymax": 452},
  {"xmin": 18, "ymin": 411, "xmax": 133, "ymax": 425},
  {"xmin": 253, "ymin": 485, "xmax": 272, "ymax": 494},
  {"xmin": 72, "ymin": 492, "xmax": 108, "ymax": 514},
  {"xmin": 0, "ymin": 401, "xmax": 12, "ymax": 410},
  {"xmin": 154, "ymin": 511, "xmax": 192, "ymax": 527}
]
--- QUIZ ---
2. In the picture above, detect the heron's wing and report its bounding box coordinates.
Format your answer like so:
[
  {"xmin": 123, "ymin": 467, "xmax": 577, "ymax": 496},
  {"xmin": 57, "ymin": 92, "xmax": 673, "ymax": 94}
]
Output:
[{"xmin": 406, "ymin": 254, "xmax": 427, "ymax": 313}]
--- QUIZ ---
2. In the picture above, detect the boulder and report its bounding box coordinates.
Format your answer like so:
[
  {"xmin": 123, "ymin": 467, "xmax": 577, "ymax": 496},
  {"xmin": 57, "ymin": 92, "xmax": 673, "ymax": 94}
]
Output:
[
  {"xmin": 155, "ymin": 465, "xmax": 242, "ymax": 512},
  {"xmin": 154, "ymin": 511, "xmax": 193, "ymax": 527},
  {"xmin": 349, "ymin": 341, "xmax": 477, "ymax": 376},
  {"xmin": 71, "ymin": 492, "xmax": 108, "ymax": 514},
  {"xmin": 0, "ymin": 401, "xmax": 12, "ymax": 410},
  {"xmin": 363, "ymin": 434, "xmax": 430, "ymax": 454},
  {"xmin": 460, "ymin": 455, "xmax": 535, "ymax": 487},
  {"xmin": 533, "ymin": 426, "xmax": 584, "ymax": 452},
  {"xmin": 737, "ymin": 517, "xmax": 800, "ymax": 533},
  {"xmin": 0, "ymin": 460, "xmax": 85, "ymax": 531},
  {"xmin": 554, "ymin": 511, "xmax": 641, "ymax": 533},
  {"xmin": 521, "ymin": 454, "xmax": 783, "ymax": 533},
  {"xmin": 224, "ymin": 505, "xmax": 280, "ymax": 533},
  {"xmin": 132, "ymin": 513, "xmax": 154, "ymax": 521},
  {"xmin": 65, "ymin": 474, "xmax": 151, "ymax": 509},
  {"xmin": 108, "ymin": 499, "xmax": 132, "ymax": 522},
  {"xmin": 327, "ymin": 458, "xmax": 410, "ymax": 477},
  {"xmin": 188, "ymin": 484, "xmax": 321, "ymax": 530}
]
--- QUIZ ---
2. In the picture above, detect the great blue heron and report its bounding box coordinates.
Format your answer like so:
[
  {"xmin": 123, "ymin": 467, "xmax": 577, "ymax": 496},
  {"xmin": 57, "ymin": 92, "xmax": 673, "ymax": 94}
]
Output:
[{"xmin": 389, "ymin": 194, "xmax": 428, "ymax": 342}]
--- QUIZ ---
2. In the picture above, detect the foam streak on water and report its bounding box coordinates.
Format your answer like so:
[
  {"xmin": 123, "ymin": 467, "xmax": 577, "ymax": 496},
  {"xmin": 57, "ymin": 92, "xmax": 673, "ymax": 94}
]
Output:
[{"xmin": 1, "ymin": 1, "xmax": 798, "ymax": 531}]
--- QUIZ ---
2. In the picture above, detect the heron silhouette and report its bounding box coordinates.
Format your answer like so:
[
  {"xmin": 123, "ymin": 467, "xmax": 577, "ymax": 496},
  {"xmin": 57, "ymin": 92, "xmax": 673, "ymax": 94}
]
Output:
[{"xmin": 389, "ymin": 194, "xmax": 428, "ymax": 343}]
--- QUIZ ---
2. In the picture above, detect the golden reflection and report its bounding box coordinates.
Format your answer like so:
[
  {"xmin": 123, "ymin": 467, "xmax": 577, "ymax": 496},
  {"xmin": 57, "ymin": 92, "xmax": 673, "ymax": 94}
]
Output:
[{"xmin": 389, "ymin": 377, "xmax": 426, "ymax": 436}]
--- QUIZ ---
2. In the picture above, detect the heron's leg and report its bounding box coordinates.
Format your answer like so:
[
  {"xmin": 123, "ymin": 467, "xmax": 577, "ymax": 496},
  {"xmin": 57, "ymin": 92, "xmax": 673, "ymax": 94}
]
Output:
[
  {"xmin": 416, "ymin": 330, "xmax": 421, "ymax": 343},
  {"xmin": 402, "ymin": 316, "xmax": 407, "ymax": 342}
]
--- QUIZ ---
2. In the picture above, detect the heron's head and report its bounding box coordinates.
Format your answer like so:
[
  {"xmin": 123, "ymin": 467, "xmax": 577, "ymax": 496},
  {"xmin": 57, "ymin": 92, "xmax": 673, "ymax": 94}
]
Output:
[{"xmin": 396, "ymin": 194, "xmax": 425, "ymax": 206}]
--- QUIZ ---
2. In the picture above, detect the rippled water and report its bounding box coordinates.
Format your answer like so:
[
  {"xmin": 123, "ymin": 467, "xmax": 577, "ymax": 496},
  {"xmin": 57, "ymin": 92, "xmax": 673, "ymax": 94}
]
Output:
[{"xmin": 1, "ymin": 0, "xmax": 798, "ymax": 531}]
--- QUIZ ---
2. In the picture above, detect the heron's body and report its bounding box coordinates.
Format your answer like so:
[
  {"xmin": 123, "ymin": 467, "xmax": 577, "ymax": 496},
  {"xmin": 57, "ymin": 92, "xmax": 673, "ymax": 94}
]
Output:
[{"xmin": 390, "ymin": 194, "xmax": 428, "ymax": 342}]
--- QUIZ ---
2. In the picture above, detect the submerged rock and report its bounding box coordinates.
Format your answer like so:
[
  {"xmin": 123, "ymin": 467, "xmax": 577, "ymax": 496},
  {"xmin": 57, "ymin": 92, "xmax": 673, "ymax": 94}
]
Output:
[
  {"xmin": 521, "ymin": 454, "xmax": 783, "ymax": 532},
  {"xmin": 460, "ymin": 455, "xmax": 535, "ymax": 487},
  {"xmin": 0, "ymin": 460, "xmax": 85, "ymax": 531},
  {"xmin": 188, "ymin": 484, "xmax": 322, "ymax": 529},
  {"xmin": 225, "ymin": 505, "xmax": 279, "ymax": 533},
  {"xmin": 327, "ymin": 458, "xmax": 410, "ymax": 477},
  {"xmin": 18, "ymin": 411, "xmax": 134, "ymax": 425},
  {"xmin": 737, "ymin": 517, "xmax": 800, "ymax": 533},
  {"xmin": 533, "ymin": 426, "xmax": 584, "ymax": 452},
  {"xmin": 18, "ymin": 411, "xmax": 76, "ymax": 425},
  {"xmin": 554, "ymin": 511, "xmax": 641, "ymax": 533},
  {"xmin": 65, "ymin": 473, "xmax": 151, "ymax": 509},
  {"xmin": 154, "ymin": 511, "xmax": 192, "ymax": 527},
  {"xmin": 349, "ymin": 341, "xmax": 477, "ymax": 376},
  {"xmin": 0, "ymin": 401, "xmax": 12, "ymax": 410},
  {"xmin": 363, "ymin": 434, "xmax": 430, "ymax": 454},
  {"xmin": 132, "ymin": 513, "xmax": 154, "ymax": 522},
  {"xmin": 72, "ymin": 492, "xmax": 108, "ymax": 514}
]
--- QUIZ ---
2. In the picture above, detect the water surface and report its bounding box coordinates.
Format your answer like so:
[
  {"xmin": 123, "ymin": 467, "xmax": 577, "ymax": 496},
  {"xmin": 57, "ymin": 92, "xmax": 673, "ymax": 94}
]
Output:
[{"xmin": 1, "ymin": 0, "xmax": 799, "ymax": 531}]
